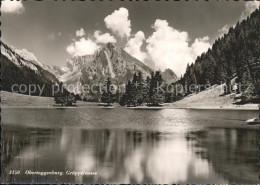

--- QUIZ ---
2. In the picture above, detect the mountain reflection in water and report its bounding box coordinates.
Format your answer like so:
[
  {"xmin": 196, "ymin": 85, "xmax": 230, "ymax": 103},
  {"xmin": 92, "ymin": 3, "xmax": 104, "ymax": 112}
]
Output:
[{"xmin": 1, "ymin": 108, "xmax": 258, "ymax": 183}]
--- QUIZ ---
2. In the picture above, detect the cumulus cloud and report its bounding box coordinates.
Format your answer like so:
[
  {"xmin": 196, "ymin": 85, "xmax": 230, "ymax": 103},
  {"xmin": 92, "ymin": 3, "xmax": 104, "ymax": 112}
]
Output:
[
  {"xmin": 217, "ymin": 24, "xmax": 230, "ymax": 38},
  {"xmin": 66, "ymin": 38, "xmax": 99, "ymax": 56},
  {"xmin": 216, "ymin": 1, "xmax": 259, "ymax": 40},
  {"xmin": 76, "ymin": 28, "xmax": 86, "ymax": 37},
  {"xmin": 94, "ymin": 31, "xmax": 116, "ymax": 44},
  {"xmin": 104, "ymin": 7, "xmax": 131, "ymax": 38},
  {"xmin": 125, "ymin": 31, "xmax": 147, "ymax": 62},
  {"xmin": 240, "ymin": 1, "xmax": 260, "ymax": 21},
  {"xmin": 2, "ymin": 0, "xmax": 24, "ymax": 14},
  {"xmin": 146, "ymin": 19, "xmax": 210, "ymax": 76},
  {"xmin": 191, "ymin": 36, "xmax": 211, "ymax": 58}
]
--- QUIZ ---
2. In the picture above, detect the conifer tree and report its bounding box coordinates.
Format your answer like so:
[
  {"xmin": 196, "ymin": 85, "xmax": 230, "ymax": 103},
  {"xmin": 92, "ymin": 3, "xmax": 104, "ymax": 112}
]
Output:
[
  {"xmin": 178, "ymin": 7, "xmax": 260, "ymax": 101},
  {"xmin": 54, "ymin": 82, "xmax": 76, "ymax": 106},
  {"xmin": 136, "ymin": 71, "xmax": 144, "ymax": 105},
  {"xmin": 101, "ymin": 78, "xmax": 113, "ymax": 106}
]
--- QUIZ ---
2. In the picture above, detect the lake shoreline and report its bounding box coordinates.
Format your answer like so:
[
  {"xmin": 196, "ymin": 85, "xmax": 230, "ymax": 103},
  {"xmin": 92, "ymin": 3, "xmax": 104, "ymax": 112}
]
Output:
[
  {"xmin": 2, "ymin": 101, "xmax": 259, "ymax": 184},
  {"xmin": 1, "ymin": 91, "xmax": 259, "ymax": 111},
  {"xmin": 1, "ymin": 104, "xmax": 258, "ymax": 111},
  {"xmin": 168, "ymin": 104, "xmax": 259, "ymax": 111}
]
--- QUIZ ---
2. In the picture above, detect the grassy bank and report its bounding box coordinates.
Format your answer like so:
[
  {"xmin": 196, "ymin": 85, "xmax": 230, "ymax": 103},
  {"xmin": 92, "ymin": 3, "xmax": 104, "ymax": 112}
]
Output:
[
  {"xmin": 1, "ymin": 91, "xmax": 101, "ymax": 107},
  {"xmin": 1, "ymin": 91, "xmax": 54, "ymax": 106},
  {"xmin": 1, "ymin": 90, "xmax": 258, "ymax": 110},
  {"xmin": 170, "ymin": 84, "xmax": 258, "ymax": 110}
]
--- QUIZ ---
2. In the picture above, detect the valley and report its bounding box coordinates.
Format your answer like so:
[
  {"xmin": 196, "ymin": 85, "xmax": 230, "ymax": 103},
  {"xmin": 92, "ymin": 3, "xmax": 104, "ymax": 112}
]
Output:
[
  {"xmin": 1, "ymin": 8, "xmax": 260, "ymax": 107},
  {"xmin": 2, "ymin": 90, "xmax": 258, "ymax": 110}
]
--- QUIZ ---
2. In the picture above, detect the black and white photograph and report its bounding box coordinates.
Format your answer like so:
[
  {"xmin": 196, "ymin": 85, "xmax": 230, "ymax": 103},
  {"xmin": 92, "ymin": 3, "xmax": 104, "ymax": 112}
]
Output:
[{"xmin": 1, "ymin": 0, "xmax": 260, "ymax": 183}]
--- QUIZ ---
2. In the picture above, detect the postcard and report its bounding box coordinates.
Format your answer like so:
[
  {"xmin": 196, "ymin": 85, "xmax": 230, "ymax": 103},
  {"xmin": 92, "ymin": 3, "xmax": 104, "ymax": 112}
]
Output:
[{"xmin": 1, "ymin": 0, "xmax": 260, "ymax": 183}]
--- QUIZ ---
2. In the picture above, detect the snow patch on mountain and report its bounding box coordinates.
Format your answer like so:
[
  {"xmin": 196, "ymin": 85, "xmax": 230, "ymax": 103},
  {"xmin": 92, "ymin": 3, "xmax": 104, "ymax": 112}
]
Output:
[
  {"xmin": 104, "ymin": 50, "xmax": 116, "ymax": 78},
  {"xmin": 14, "ymin": 48, "xmax": 39, "ymax": 63},
  {"xmin": 59, "ymin": 61, "xmax": 82, "ymax": 83},
  {"xmin": 2, "ymin": 41, "xmax": 178, "ymax": 97},
  {"xmin": 1, "ymin": 45, "xmax": 19, "ymax": 64},
  {"xmin": 2, "ymin": 43, "xmax": 70, "ymax": 80},
  {"xmin": 1, "ymin": 44, "xmax": 38, "ymax": 71}
]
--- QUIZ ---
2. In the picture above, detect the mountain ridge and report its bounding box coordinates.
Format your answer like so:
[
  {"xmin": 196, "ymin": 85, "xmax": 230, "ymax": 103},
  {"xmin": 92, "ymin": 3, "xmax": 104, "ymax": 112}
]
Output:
[
  {"xmin": 178, "ymin": 7, "xmax": 260, "ymax": 104},
  {"xmin": 1, "ymin": 41, "xmax": 178, "ymax": 99},
  {"xmin": 1, "ymin": 42, "xmax": 59, "ymax": 97}
]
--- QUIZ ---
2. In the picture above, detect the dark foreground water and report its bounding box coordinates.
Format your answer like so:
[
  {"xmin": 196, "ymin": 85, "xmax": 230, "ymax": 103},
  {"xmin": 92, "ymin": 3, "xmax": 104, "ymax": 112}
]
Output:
[{"xmin": 1, "ymin": 107, "xmax": 259, "ymax": 183}]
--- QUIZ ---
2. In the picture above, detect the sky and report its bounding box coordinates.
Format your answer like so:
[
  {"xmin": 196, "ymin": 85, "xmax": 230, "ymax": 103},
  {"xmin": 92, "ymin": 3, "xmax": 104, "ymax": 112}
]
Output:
[{"xmin": 2, "ymin": 0, "xmax": 260, "ymax": 76}]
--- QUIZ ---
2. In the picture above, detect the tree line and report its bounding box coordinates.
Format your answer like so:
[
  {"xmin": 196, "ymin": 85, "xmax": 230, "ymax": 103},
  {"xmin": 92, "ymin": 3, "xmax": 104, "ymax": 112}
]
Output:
[
  {"xmin": 2, "ymin": 54, "xmax": 57, "ymax": 97},
  {"xmin": 54, "ymin": 82, "xmax": 78, "ymax": 106},
  {"xmin": 101, "ymin": 71, "xmax": 165, "ymax": 107},
  {"xmin": 178, "ymin": 7, "xmax": 260, "ymax": 103}
]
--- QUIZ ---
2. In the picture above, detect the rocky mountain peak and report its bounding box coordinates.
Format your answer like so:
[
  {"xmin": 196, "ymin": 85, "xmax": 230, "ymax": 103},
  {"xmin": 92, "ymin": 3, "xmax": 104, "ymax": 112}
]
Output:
[
  {"xmin": 65, "ymin": 55, "xmax": 94, "ymax": 71},
  {"xmin": 161, "ymin": 68, "xmax": 179, "ymax": 84},
  {"xmin": 2, "ymin": 40, "xmax": 179, "ymax": 97}
]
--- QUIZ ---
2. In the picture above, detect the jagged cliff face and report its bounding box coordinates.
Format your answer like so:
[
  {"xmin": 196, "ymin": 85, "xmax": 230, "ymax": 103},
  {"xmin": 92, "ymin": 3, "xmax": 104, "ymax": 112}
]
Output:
[
  {"xmin": 1, "ymin": 41, "xmax": 179, "ymax": 96},
  {"xmin": 54, "ymin": 43, "xmax": 153, "ymax": 93},
  {"xmin": 161, "ymin": 68, "xmax": 179, "ymax": 84}
]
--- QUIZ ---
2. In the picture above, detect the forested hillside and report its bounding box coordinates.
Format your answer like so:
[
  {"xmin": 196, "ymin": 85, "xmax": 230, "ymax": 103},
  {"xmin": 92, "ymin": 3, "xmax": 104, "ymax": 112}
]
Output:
[
  {"xmin": 1, "ymin": 42, "xmax": 59, "ymax": 97},
  {"xmin": 179, "ymin": 7, "xmax": 260, "ymax": 103}
]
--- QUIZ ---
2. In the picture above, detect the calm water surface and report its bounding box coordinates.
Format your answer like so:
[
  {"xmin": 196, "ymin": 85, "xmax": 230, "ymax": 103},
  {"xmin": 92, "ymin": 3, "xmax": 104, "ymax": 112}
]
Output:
[{"xmin": 1, "ymin": 107, "xmax": 259, "ymax": 183}]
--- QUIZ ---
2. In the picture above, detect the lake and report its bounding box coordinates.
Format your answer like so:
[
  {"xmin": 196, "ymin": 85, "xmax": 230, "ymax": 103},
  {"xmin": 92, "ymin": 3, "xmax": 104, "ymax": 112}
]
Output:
[{"xmin": 1, "ymin": 107, "xmax": 259, "ymax": 183}]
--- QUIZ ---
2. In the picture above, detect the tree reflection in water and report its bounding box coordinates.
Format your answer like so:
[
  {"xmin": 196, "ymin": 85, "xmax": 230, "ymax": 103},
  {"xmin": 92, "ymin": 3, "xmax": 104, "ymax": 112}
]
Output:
[
  {"xmin": 187, "ymin": 128, "xmax": 258, "ymax": 184},
  {"xmin": 3, "ymin": 124, "xmax": 257, "ymax": 184}
]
